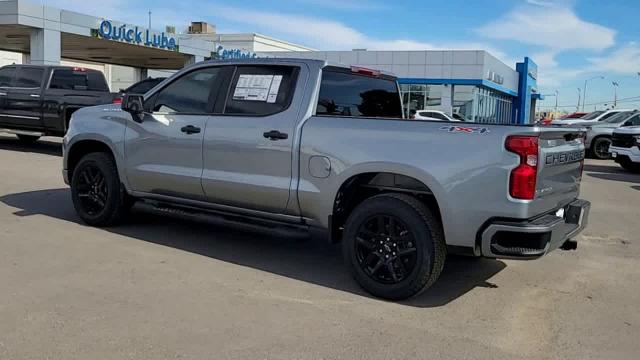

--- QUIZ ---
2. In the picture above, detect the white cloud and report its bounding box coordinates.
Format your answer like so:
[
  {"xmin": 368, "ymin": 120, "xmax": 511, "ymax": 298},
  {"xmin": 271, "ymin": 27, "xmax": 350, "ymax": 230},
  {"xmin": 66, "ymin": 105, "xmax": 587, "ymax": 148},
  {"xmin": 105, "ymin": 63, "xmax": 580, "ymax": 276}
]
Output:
[
  {"xmin": 212, "ymin": 5, "xmax": 513, "ymax": 64},
  {"xmin": 476, "ymin": 5, "xmax": 615, "ymax": 51},
  {"xmin": 588, "ymin": 42, "xmax": 640, "ymax": 74}
]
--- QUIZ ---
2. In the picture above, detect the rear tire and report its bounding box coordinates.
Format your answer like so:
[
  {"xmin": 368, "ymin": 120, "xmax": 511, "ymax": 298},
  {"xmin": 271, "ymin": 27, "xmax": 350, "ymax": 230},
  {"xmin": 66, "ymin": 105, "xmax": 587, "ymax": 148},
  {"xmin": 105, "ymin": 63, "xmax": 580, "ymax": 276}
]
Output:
[
  {"xmin": 16, "ymin": 134, "xmax": 40, "ymax": 144},
  {"xmin": 590, "ymin": 137, "xmax": 612, "ymax": 160},
  {"xmin": 70, "ymin": 152, "xmax": 133, "ymax": 226},
  {"xmin": 343, "ymin": 193, "xmax": 446, "ymax": 300}
]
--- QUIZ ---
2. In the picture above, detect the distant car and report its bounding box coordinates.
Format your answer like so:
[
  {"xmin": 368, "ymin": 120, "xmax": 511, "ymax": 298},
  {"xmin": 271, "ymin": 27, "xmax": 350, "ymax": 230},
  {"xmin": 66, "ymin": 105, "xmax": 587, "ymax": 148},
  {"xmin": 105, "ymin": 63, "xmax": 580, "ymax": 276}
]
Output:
[
  {"xmin": 541, "ymin": 112, "xmax": 587, "ymax": 125},
  {"xmin": 552, "ymin": 109, "xmax": 631, "ymax": 126},
  {"xmin": 112, "ymin": 77, "xmax": 166, "ymax": 105},
  {"xmin": 572, "ymin": 110, "xmax": 639, "ymax": 159},
  {"xmin": 413, "ymin": 110, "xmax": 461, "ymax": 121}
]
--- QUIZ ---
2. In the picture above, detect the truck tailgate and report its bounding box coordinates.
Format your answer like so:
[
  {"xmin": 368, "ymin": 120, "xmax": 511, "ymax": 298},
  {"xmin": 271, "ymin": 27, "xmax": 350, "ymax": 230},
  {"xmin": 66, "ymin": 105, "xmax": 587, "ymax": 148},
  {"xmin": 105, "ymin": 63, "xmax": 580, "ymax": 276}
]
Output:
[{"xmin": 535, "ymin": 129, "xmax": 585, "ymax": 211}]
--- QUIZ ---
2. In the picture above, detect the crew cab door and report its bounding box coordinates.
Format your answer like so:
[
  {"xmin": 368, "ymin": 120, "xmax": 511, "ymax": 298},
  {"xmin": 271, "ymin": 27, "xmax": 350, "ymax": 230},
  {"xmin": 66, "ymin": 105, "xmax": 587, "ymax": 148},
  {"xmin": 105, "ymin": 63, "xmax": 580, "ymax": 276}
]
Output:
[
  {"xmin": 124, "ymin": 66, "xmax": 231, "ymax": 200},
  {"xmin": 2, "ymin": 66, "xmax": 44, "ymax": 129},
  {"xmin": 201, "ymin": 64, "xmax": 304, "ymax": 214}
]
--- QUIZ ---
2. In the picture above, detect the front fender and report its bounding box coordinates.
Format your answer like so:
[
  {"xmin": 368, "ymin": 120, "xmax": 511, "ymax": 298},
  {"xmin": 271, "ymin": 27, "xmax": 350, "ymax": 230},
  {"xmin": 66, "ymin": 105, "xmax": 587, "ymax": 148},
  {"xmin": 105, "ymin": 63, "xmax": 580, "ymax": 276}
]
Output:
[{"xmin": 63, "ymin": 106, "xmax": 129, "ymax": 187}]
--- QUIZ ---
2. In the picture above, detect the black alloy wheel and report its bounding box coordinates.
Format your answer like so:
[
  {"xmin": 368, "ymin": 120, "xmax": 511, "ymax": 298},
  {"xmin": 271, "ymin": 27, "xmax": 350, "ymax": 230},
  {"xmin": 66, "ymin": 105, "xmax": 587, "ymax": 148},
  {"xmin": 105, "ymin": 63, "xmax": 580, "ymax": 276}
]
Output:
[
  {"xmin": 354, "ymin": 214, "xmax": 418, "ymax": 284},
  {"xmin": 592, "ymin": 137, "xmax": 612, "ymax": 160},
  {"xmin": 343, "ymin": 193, "xmax": 446, "ymax": 300},
  {"xmin": 71, "ymin": 152, "xmax": 133, "ymax": 226},
  {"xmin": 75, "ymin": 164, "xmax": 109, "ymax": 216}
]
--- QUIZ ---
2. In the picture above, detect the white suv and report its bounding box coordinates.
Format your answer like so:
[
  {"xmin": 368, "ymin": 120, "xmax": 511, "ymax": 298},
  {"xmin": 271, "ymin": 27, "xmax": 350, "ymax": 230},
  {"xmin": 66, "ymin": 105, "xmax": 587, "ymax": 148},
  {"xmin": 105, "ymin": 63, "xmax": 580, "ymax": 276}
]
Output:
[{"xmin": 414, "ymin": 110, "xmax": 461, "ymax": 121}]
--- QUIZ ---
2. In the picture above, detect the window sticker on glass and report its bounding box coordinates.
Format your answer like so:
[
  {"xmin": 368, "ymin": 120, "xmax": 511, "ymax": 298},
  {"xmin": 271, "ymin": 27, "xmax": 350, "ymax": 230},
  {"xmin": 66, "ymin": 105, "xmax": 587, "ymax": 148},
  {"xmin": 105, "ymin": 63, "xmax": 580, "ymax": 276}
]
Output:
[
  {"xmin": 233, "ymin": 74, "xmax": 276, "ymax": 102},
  {"xmin": 267, "ymin": 75, "xmax": 282, "ymax": 103}
]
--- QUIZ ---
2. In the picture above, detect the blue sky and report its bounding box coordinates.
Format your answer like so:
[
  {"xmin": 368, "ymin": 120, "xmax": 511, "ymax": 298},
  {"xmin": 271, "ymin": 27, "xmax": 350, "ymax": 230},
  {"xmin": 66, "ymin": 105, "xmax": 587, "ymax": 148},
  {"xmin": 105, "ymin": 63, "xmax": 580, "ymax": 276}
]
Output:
[{"xmin": 47, "ymin": 0, "xmax": 640, "ymax": 111}]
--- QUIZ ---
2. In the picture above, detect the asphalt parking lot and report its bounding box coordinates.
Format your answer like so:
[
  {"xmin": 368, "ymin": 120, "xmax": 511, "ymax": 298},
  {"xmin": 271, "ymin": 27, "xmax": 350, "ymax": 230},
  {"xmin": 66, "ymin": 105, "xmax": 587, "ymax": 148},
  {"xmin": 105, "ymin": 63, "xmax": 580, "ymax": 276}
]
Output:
[{"xmin": 0, "ymin": 134, "xmax": 638, "ymax": 360}]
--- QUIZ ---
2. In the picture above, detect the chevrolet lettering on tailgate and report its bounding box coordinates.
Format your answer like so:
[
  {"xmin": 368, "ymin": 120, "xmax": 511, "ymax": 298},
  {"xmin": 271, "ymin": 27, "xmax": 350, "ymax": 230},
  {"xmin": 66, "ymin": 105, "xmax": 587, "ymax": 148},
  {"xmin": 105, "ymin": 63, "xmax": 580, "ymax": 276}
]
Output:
[{"xmin": 545, "ymin": 150, "xmax": 585, "ymax": 166}]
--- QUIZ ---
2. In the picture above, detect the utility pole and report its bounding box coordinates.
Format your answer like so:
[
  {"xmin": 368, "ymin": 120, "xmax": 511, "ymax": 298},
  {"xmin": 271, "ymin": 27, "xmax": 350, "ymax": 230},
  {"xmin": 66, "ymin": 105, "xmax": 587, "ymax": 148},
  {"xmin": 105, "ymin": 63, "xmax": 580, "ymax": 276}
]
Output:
[
  {"xmin": 612, "ymin": 81, "xmax": 619, "ymax": 108},
  {"xmin": 576, "ymin": 88, "xmax": 581, "ymax": 112},
  {"xmin": 148, "ymin": 10, "xmax": 152, "ymax": 29},
  {"xmin": 554, "ymin": 90, "xmax": 559, "ymax": 116},
  {"xmin": 583, "ymin": 76, "xmax": 605, "ymax": 112}
]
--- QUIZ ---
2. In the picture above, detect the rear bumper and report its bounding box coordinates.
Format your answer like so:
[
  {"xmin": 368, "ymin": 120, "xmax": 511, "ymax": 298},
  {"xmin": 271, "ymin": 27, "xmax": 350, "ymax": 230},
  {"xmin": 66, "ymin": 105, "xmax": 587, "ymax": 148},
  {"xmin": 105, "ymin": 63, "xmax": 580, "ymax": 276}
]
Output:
[{"xmin": 480, "ymin": 199, "xmax": 590, "ymax": 259}]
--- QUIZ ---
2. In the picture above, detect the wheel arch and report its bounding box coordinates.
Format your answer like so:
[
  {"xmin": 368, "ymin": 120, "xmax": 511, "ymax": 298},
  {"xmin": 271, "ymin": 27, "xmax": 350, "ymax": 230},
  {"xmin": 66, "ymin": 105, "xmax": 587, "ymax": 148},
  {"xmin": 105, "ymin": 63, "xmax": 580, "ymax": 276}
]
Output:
[
  {"xmin": 328, "ymin": 166, "xmax": 447, "ymax": 245},
  {"xmin": 66, "ymin": 138, "xmax": 124, "ymax": 185}
]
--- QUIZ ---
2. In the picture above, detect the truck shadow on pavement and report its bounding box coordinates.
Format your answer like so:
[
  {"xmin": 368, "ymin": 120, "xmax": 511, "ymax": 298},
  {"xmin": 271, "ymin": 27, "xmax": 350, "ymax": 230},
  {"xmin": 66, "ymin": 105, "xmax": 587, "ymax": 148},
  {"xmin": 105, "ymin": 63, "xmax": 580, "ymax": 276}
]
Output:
[
  {"xmin": 0, "ymin": 136, "xmax": 62, "ymax": 157},
  {"xmin": 584, "ymin": 163, "xmax": 640, "ymax": 184},
  {"xmin": 0, "ymin": 188, "xmax": 506, "ymax": 308}
]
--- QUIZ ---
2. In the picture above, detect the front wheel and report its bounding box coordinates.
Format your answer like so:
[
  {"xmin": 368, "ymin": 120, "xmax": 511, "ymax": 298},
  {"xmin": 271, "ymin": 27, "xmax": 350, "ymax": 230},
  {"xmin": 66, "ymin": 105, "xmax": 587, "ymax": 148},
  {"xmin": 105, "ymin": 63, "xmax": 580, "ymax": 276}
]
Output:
[
  {"xmin": 343, "ymin": 193, "xmax": 446, "ymax": 300},
  {"xmin": 70, "ymin": 152, "xmax": 133, "ymax": 226},
  {"xmin": 591, "ymin": 137, "xmax": 612, "ymax": 160}
]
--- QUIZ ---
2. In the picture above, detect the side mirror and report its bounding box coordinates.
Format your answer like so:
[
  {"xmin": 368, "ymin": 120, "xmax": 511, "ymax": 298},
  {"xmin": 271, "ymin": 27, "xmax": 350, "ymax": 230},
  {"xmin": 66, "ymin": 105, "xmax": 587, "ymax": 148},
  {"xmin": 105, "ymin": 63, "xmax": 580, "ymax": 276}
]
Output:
[{"xmin": 122, "ymin": 94, "xmax": 145, "ymax": 123}]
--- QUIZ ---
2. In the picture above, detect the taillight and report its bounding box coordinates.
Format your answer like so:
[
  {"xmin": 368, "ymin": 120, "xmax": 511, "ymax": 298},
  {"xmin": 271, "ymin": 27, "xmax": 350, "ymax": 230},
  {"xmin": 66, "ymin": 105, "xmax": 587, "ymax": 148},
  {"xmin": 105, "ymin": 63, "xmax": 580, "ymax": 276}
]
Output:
[
  {"xmin": 351, "ymin": 66, "xmax": 381, "ymax": 77},
  {"xmin": 506, "ymin": 135, "xmax": 539, "ymax": 200},
  {"xmin": 112, "ymin": 97, "xmax": 123, "ymax": 105}
]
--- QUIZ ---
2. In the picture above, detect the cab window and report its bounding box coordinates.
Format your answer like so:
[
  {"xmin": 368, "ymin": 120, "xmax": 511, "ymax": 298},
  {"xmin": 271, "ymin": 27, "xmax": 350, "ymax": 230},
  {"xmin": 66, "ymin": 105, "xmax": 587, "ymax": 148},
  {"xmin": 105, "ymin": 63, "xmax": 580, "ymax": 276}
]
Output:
[
  {"xmin": 224, "ymin": 65, "xmax": 298, "ymax": 116},
  {"xmin": 0, "ymin": 66, "xmax": 16, "ymax": 87},
  {"xmin": 15, "ymin": 67, "xmax": 44, "ymax": 88},
  {"xmin": 151, "ymin": 67, "xmax": 222, "ymax": 114}
]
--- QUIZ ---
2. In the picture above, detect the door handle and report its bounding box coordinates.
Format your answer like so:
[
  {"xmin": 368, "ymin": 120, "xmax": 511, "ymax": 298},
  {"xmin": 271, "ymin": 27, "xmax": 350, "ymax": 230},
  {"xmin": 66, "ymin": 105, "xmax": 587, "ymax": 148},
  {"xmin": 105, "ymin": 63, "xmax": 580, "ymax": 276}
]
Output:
[
  {"xmin": 180, "ymin": 125, "xmax": 201, "ymax": 134},
  {"xmin": 0, "ymin": 92, "xmax": 6, "ymax": 96},
  {"xmin": 30, "ymin": 94, "xmax": 40, "ymax": 98},
  {"xmin": 263, "ymin": 130, "xmax": 288, "ymax": 140}
]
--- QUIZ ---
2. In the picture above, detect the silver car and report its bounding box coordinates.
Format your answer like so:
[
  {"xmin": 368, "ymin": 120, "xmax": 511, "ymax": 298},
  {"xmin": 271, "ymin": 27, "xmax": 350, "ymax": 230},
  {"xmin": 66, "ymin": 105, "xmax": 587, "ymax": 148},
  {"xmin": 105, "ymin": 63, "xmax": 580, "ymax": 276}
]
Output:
[{"xmin": 572, "ymin": 110, "xmax": 639, "ymax": 159}]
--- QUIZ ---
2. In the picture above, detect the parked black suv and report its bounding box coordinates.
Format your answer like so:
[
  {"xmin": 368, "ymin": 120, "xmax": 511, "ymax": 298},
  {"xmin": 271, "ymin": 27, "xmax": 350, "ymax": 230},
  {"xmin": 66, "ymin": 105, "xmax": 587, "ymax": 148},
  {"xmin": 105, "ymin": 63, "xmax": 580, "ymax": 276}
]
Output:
[{"xmin": 0, "ymin": 64, "xmax": 116, "ymax": 143}]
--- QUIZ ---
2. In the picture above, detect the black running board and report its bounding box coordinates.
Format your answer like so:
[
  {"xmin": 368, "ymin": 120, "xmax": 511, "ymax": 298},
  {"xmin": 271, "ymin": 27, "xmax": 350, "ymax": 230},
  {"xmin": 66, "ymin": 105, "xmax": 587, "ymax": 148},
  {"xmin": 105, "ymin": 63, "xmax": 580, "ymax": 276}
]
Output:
[{"xmin": 136, "ymin": 200, "xmax": 311, "ymax": 239}]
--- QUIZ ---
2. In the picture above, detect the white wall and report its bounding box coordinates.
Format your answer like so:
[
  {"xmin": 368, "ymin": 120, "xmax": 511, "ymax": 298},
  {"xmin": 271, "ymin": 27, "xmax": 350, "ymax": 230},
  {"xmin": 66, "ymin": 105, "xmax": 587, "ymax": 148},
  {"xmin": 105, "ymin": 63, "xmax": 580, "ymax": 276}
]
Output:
[
  {"xmin": 0, "ymin": 50, "xmax": 23, "ymax": 67},
  {"xmin": 260, "ymin": 50, "xmax": 520, "ymax": 93}
]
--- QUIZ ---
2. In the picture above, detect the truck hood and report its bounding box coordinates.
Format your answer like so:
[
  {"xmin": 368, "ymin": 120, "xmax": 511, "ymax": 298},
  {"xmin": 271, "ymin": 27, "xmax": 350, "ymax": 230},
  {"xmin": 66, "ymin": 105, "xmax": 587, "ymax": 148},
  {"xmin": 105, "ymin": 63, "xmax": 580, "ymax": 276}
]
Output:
[{"xmin": 613, "ymin": 126, "xmax": 640, "ymax": 135}]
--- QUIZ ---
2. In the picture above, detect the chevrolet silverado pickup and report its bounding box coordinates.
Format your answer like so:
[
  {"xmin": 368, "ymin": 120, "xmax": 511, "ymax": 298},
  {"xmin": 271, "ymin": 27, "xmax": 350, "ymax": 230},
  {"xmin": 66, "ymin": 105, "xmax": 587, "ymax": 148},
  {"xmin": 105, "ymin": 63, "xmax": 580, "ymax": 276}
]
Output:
[
  {"xmin": 610, "ymin": 126, "xmax": 640, "ymax": 172},
  {"xmin": 0, "ymin": 64, "xmax": 115, "ymax": 142},
  {"xmin": 62, "ymin": 59, "xmax": 590, "ymax": 300}
]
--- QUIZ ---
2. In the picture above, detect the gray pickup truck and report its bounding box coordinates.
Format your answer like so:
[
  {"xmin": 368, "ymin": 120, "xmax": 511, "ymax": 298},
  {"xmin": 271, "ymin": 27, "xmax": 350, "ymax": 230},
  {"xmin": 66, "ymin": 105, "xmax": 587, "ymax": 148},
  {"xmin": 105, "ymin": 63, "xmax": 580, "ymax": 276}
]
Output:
[{"xmin": 62, "ymin": 58, "xmax": 590, "ymax": 300}]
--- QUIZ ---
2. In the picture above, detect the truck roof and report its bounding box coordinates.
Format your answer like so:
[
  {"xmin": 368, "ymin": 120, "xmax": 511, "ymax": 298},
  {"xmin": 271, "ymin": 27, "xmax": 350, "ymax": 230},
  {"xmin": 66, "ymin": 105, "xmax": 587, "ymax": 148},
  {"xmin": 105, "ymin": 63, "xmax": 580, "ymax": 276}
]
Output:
[{"xmin": 198, "ymin": 57, "xmax": 397, "ymax": 78}]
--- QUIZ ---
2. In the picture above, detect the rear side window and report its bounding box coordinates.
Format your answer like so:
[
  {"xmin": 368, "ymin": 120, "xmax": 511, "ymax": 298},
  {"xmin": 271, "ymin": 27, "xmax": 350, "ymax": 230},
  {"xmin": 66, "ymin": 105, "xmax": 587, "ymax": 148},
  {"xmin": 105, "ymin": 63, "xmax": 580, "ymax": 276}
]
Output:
[
  {"xmin": 49, "ymin": 69, "xmax": 109, "ymax": 91},
  {"xmin": 224, "ymin": 65, "xmax": 297, "ymax": 116},
  {"xmin": 151, "ymin": 67, "xmax": 221, "ymax": 113},
  {"xmin": 15, "ymin": 67, "xmax": 44, "ymax": 88},
  {"xmin": 0, "ymin": 66, "xmax": 16, "ymax": 87},
  {"xmin": 317, "ymin": 69, "xmax": 402, "ymax": 118}
]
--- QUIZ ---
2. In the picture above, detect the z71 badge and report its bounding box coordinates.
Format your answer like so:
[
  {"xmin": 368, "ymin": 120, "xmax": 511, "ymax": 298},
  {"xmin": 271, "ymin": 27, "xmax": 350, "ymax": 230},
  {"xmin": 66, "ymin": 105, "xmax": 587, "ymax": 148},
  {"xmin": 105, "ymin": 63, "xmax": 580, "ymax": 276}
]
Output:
[{"xmin": 439, "ymin": 126, "xmax": 490, "ymax": 134}]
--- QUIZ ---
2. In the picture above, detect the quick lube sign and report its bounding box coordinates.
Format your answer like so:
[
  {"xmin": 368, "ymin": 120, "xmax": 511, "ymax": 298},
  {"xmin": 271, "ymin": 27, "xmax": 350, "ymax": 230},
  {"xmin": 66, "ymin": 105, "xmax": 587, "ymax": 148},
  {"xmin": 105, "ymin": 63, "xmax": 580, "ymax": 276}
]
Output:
[{"xmin": 97, "ymin": 20, "xmax": 177, "ymax": 51}]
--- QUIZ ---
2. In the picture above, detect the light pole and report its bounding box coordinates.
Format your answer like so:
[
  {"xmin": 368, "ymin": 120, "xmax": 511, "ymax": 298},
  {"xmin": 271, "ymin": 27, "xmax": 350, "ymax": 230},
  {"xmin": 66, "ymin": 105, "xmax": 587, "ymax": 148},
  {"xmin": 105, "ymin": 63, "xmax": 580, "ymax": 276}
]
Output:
[
  {"xmin": 554, "ymin": 90, "xmax": 559, "ymax": 116},
  {"xmin": 583, "ymin": 76, "xmax": 604, "ymax": 111},
  {"xmin": 576, "ymin": 88, "xmax": 581, "ymax": 112},
  {"xmin": 612, "ymin": 81, "xmax": 619, "ymax": 108}
]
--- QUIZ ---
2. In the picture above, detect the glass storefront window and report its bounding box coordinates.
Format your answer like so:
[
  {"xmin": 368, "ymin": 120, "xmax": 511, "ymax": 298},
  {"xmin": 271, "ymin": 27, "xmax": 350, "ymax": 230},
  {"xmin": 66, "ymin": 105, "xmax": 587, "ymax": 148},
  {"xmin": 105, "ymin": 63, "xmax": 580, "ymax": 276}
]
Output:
[
  {"xmin": 400, "ymin": 84, "xmax": 444, "ymax": 118},
  {"xmin": 401, "ymin": 82, "xmax": 514, "ymax": 123}
]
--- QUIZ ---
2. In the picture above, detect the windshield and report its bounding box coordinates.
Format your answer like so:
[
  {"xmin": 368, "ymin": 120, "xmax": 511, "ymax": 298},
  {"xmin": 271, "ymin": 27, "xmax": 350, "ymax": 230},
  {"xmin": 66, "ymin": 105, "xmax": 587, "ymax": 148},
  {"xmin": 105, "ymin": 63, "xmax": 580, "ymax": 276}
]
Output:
[
  {"xmin": 603, "ymin": 111, "xmax": 635, "ymax": 123},
  {"xmin": 581, "ymin": 110, "xmax": 605, "ymax": 120}
]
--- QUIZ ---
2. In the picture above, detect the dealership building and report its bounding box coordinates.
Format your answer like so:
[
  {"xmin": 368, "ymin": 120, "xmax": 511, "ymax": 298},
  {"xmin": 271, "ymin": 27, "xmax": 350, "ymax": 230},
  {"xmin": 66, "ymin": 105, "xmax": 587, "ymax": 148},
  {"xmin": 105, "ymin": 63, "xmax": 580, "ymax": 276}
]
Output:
[{"xmin": 0, "ymin": 0, "xmax": 541, "ymax": 124}]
